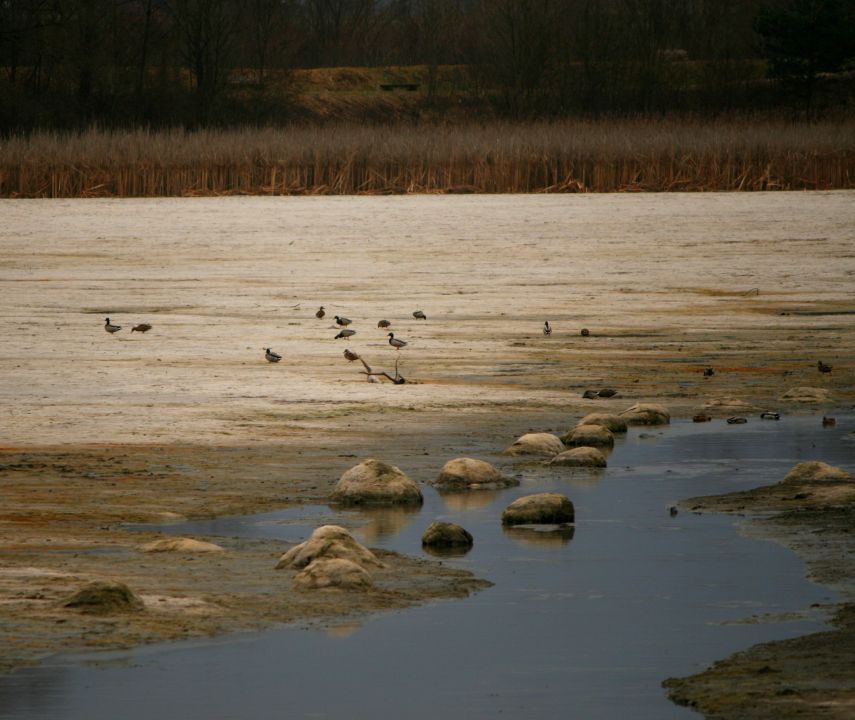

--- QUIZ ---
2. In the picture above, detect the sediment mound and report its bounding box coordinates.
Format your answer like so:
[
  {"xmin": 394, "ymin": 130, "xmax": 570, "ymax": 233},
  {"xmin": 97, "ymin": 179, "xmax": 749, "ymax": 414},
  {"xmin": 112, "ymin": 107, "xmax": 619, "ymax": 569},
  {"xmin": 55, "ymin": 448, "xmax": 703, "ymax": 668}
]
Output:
[
  {"xmin": 276, "ymin": 525, "xmax": 383, "ymax": 570},
  {"xmin": 433, "ymin": 458, "xmax": 517, "ymax": 490},
  {"xmin": 330, "ymin": 458, "xmax": 423, "ymax": 506},
  {"xmin": 619, "ymin": 403, "xmax": 670, "ymax": 426},
  {"xmin": 293, "ymin": 558, "xmax": 373, "ymax": 591},
  {"xmin": 781, "ymin": 461, "xmax": 852, "ymax": 485},
  {"xmin": 561, "ymin": 425, "xmax": 615, "ymax": 448},
  {"xmin": 421, "ymin": 522, "xmax": 474, "ymax": 549},
  {"xmin": 575, "ymin": 412, "xmax": 628, "ymax": 434},
  {"xmin": 63, "ymin": 580, "xmax": 144, "ymax": 614},
  {"xmin": 504, "ymin": 433, "xmax": 565, "ymax": 457},
  {"xmin": 548, "ymin": 446, "xmax": 608, "ymax": 467},
  {"xmin": 501, "ymin": 493, "xmax": 575, "ymax": 526},
  {"xmin": 780, "ymin": 387, "xmax": 830, "ymax": 402},
  {"xmin": 141, "ymin": 538, "xmax": 225, "ymax": 553}
]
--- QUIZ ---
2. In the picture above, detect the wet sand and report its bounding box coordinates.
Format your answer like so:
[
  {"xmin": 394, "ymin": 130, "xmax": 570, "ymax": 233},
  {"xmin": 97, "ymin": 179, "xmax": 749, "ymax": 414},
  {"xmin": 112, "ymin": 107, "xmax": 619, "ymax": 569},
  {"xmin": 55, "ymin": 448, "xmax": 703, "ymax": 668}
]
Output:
[{"xmin": 1, "ymin": 193, "xmax": 854, "ymax": 710}]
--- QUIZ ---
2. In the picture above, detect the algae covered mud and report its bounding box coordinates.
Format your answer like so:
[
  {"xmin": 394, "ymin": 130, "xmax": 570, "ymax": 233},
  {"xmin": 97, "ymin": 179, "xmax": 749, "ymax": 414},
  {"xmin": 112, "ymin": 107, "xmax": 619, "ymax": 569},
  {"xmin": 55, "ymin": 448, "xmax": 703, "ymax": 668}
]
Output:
[{"xmin": 1, "ymin": 193, "xmax": 854, "ymax": 717}]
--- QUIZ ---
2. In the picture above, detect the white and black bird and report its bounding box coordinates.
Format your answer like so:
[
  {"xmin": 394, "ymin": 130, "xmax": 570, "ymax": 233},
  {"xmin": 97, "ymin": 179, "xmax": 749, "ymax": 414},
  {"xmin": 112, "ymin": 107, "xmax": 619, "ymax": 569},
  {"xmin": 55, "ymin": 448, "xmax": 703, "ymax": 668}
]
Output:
[
  {"xmin": 388, "ymin": 332, "xmax": 407, "ymax": 350},
  {"xmin": 335, "ymin": 329, "xmax": 356, "ymax": 339},
  {"xmin": 316, "ymin": 306, "xmax": 325, "ymax": 319},
  {"xmin": 334, "ymin": 315, "xmax": 352, "ymax": 327},
  {"xmin": 104, "ymin": 318, "xmax": 122, "ymax": 334},
  {"xmin": 265, "ymin": 348, "xmax": 282, "ymax": 363},
  {"xmin": 413, "ymin": 310, "xmax": 427, "ymax": 320},
  {"xmin": 543, "ymin": 321, "xmax": 552, "ymax": 336}
]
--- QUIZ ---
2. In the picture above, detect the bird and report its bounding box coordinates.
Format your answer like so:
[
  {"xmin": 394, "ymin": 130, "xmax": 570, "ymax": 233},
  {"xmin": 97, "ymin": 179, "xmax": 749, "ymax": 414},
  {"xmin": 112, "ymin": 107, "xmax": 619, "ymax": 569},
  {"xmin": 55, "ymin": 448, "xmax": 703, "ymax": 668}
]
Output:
[
  {"xmin": 818, "ymin": 360, "xmax": 832, "ymax": 373},
  {"xmin": 131, "ymin": 323, "xmax": 152, "ymax": 333},
  {"xmin": 335, "ymin": 329, "xmax": 356, "ymax": 339},
  {"xmin": 316, "ymin": 306, "xmax": 325, "ymax": 319},
  {"xmin": 413, "ymin": 310, "xmax": 427, "ymax": 320},
  {"xmin": 703, "ymin": 367, "xmax": 715, "ymax": 377},
  {"xmin": 343, "ymin": 348, "xmax": 360, "ymax": 362},
  {"xmin": 104, "ymin": 318, "xmax": 121, "ymax": 334},
  {"xmin": 335, "ymin": 315, "xmax": 352, "ymax": 327},
  {"xmin": 388, "ymin": 332, "xmax": 407, "ymax": 350},
  {"xmin": 580, "ymin": 328, "xmax": 590, "ymax": 337},
  {"xmin": 543, "ymin": 321, "xmax": 552, "ymax": 336},
  {"xmin": 265, "ymin": 348, "xmax": 282, "ymax": 363},
  {"xmin": 822, "ymin": 416, "xmax": 836, "ymax": 427},
  {"xmin": 377, "ymin": 319, "xmax": 391, "ymax": 328}
]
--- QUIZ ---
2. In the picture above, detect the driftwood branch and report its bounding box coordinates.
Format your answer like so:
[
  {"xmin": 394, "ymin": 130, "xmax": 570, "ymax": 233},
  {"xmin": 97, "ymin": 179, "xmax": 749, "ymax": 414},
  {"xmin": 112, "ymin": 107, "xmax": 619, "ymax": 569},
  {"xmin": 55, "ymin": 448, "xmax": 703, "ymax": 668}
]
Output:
[{"xmin": 343, "ymin": 351, "xmax": 406, "ymax": 384}]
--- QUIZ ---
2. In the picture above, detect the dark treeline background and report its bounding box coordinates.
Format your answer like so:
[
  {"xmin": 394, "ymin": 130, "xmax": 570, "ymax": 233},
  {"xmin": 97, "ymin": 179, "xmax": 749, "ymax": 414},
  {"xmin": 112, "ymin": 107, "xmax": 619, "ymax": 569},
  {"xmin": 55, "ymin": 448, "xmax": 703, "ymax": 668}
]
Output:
[{"xmin": 2, "ymin": 0, "xmax": 854, "ymax": 131}]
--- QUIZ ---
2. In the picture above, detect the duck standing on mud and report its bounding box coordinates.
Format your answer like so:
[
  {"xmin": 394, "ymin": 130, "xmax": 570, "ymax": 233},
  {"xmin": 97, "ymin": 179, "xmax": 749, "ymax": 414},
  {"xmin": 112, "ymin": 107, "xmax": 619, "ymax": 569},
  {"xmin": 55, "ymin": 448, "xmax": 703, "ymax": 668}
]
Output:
[
  {"xmin": 335, "ymin": 315, "xmax": 352, "ymax": 327},
  {"xmin": 104, "ymin": 318, "xmax": 121, "ymax": 334},
  {"xmin": 388, "ymin": 332, "xmax": 407, "ymax": 350},
  {"xmin": 316, "ymin": 306, "xmax": 325, "ymax": 319},
  {"xmin": 543, "ymin": 321, "xmax": 552, "ymax": 336},
  {"xmin": 265, "ymin": 348, "xmax": 282, "ymax": 363},
  {"xmin": 413, "ymin": 310, "xmax": 427, "ymax": 320}
]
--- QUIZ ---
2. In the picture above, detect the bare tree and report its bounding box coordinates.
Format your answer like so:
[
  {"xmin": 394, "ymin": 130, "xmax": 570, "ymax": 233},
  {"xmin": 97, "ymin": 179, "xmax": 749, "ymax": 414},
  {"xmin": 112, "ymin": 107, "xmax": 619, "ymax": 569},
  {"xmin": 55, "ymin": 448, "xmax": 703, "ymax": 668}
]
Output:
[{"xmin": 168, "ymin": 0, "xmax": 240, "ymax": 122}]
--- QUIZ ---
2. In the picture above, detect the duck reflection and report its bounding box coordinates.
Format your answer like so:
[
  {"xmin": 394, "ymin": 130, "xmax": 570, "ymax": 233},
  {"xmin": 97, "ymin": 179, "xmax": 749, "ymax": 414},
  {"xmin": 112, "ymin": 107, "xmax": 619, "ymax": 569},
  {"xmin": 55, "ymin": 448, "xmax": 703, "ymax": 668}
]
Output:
[{"xmin": 504, "ymin": 524, "xmax": 575, "ymax": 548}]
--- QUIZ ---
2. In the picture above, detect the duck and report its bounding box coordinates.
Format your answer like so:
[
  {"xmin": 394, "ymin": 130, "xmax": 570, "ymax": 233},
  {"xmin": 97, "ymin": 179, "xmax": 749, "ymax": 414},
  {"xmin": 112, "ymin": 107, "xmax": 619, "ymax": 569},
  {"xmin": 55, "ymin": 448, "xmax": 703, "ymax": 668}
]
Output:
[
  {"xmin": 703, "ymin": 367, "xmax": 715, "ymax": 377},
  {"xmin": 104, "ymin": 318, "xmax": 122, "ymax": 334},
  {"xmin": 265, "ymin": 348, "xmax": 282, "ymax": 363},
  {"xmin": 335, "ymin": 329, "xmax": 356, "ymax": 339},
  {"xmin": 316, "ymin": 306, "xmax": 325, "ymax": 319},
  {"xmin": 377, "ymin": 319, "xmax": 391, "ymax": 328},
  {"xmin": 818, "ymin": 360, "xmax": 832, "ymax": 373},
  {"xmin": 343, "ymin": 348, "xmax": 360, "ymax": 362},
  {"xmin": 131, "ymin": 323, "xmax": 152, "ymax": 333},
  {"xmin": 543, "ymin": 321, "xmax": 552, "ymax": 336},
  {"xmin": 413, "ymin": 310, "xmax": 427, "ymax": 320},
  {"xmin": 334, "ymin": 316, "xmax": 352, "ymax": 327},
  {"xmin": 388, "ymin": 332, "xmax": 407, "ymax": 350}
]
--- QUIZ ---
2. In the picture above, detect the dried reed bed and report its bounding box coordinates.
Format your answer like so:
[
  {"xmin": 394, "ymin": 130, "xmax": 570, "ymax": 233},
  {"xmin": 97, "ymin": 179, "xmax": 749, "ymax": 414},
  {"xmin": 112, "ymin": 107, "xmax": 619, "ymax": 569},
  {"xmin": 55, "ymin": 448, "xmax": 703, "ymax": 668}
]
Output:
[{"xmin": 2, "ymin": 119, "xmax": 854, "ymax": 197}]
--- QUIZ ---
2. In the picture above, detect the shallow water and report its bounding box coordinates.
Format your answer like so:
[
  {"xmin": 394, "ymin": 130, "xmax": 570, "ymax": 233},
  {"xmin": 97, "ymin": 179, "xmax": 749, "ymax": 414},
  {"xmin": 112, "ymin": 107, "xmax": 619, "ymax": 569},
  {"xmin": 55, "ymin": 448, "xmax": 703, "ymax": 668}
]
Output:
[{"xmin": 2, "ymin": 415, "xmax": 852, "ymax": 720}]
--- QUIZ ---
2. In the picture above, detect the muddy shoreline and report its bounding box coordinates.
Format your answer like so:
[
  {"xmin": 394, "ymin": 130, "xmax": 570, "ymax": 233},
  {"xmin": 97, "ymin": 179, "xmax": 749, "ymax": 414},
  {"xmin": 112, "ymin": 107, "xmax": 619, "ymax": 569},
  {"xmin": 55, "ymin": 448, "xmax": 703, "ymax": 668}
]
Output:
[
  {"xmin": 1, "ymin": 194, "xmax": 854, "ymax": 714},
  {"xmin": 665, "ymin": 462, "xmax": 855, "ymax": 718}
]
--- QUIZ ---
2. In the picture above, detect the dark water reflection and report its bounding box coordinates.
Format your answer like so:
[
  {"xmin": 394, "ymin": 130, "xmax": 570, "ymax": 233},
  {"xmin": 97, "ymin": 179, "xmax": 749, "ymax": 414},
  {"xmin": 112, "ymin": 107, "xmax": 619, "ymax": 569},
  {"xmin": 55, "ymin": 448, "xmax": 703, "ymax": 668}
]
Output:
[{"xmin": 1, "ymin": 415, "xmax": 852, "ymax": 720}]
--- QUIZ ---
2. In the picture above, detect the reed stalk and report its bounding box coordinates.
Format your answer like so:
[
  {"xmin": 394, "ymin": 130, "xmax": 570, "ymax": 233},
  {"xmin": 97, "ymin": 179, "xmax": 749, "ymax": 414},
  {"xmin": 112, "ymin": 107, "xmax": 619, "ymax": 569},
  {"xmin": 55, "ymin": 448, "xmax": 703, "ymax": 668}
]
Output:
[{"xmin": 1, "ymin": 119, "xmax": 853, "ymax": 197}]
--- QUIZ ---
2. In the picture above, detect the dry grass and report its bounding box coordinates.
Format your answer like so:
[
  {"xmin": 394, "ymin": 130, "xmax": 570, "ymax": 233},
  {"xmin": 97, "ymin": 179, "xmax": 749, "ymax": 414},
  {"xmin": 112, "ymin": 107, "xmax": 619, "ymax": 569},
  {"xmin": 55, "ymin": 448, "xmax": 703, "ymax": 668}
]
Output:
[{"xmin": 1, "ymin": 118, "xmax": 854, "ymax": 197}]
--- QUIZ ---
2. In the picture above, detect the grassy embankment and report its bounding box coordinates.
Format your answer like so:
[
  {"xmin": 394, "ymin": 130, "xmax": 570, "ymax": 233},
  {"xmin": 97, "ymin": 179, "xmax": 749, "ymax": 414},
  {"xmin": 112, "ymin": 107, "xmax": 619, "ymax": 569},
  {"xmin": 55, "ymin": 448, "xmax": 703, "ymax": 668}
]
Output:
[{"xmin": 1, "ymin": 67, "xmax": 853, "ymax": 197}]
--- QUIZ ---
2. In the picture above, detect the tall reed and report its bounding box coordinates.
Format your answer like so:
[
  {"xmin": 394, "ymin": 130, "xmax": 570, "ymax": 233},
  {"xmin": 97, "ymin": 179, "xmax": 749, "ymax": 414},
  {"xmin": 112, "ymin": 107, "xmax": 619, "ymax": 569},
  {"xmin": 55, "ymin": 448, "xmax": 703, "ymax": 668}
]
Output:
[{"xmin": 1, "ymin": 119, "xmax": 853, "ymax": 197}]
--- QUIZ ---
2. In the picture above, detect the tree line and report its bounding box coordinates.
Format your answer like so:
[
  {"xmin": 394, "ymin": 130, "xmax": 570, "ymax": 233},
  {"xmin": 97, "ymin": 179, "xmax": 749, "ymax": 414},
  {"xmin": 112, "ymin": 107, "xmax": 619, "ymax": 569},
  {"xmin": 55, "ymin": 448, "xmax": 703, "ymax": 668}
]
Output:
[{"xmin": 2, "ymin": 0, "xmax": 854, "ymax": 130}]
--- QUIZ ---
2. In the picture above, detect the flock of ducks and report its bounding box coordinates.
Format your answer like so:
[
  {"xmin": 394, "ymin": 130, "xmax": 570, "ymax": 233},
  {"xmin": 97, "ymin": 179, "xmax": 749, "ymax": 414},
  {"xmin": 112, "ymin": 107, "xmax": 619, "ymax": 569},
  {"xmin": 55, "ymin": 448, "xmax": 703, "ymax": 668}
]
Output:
[
  {"xmin": 105, "ymin": 314, "xmax": 837, "ymax": 379},
  {"xmin": 267, "ymin": 306, "xmax": 423, "ymax": 361}
]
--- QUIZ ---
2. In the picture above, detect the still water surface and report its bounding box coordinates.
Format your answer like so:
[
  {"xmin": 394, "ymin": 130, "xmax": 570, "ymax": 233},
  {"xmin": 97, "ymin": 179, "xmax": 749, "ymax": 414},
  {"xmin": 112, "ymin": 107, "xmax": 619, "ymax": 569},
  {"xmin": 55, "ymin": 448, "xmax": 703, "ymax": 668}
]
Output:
[{"xmin": 1, "ymin": 416, "xmax": 851, "ymax": 719}]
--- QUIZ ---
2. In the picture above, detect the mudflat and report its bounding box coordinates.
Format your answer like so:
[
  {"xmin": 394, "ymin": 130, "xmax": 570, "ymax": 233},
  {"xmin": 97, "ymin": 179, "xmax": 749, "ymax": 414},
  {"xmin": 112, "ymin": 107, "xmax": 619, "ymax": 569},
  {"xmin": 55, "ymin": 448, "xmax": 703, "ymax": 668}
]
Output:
[{"xmin": 1, "ymin": 194, "xmax": 854, "ymax": 714}]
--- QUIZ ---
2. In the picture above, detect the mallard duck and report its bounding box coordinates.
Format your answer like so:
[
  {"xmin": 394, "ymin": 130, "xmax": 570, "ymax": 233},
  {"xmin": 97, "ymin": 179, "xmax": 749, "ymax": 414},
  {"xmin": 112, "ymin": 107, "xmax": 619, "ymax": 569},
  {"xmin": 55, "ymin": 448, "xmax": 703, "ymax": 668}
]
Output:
[
  {"xmin": 265, "ymin": 348, "xmax": 282, "ymax": 363},
  {"xmin": 377, "ymin": 319, "xmax": 391, "ymax": 328},
  {"xmin": 543, "ymin": 321, "xmax": 552, "ymax": 336},
  {"xmin": 316, "ymin": 306, "xmax": 325, "ymax": 319},
  {"xmin": 131, "ymin": 323, "xmax": 152, "ymax": 333},
  {"xmin": 334, "ymin": 315, "xmax": 352, "ymax": 327},
  {"xmin": 335, "ymin": 329, "xmax": 356, "ymax": 339},
  {"xmin": 343, "ymin": 348, "xmax": 360, "ymax": 362},
  {"xmin": 413, "ymin": 310, "xmax": 427, "ymax": 320},
  {"xmin": 104, "ymin": 318, "xmax": 121, "ymax": 334},
  {"xmin": 388, "ymin": 332, "xmax": 407, "ymax": 349},
  {"xmin": 818, "ymin": 360, "xmax": 832, "ymax": 373}
]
